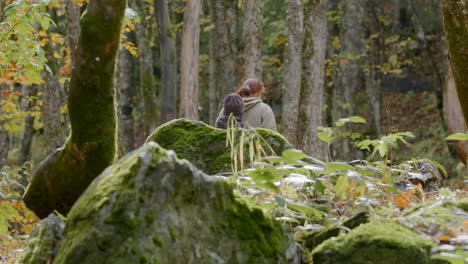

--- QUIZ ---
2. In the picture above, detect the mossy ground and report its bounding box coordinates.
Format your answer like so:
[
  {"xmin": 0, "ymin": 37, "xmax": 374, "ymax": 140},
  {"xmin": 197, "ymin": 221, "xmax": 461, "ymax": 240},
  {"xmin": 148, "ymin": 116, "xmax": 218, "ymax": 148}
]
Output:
[
  {"xmin": 311, "ymin": 219, "xmax": 436, "ymax": 264},
  {"xmin": 145, "ymin": 119, "xmax": 291, "ymax": 174}
]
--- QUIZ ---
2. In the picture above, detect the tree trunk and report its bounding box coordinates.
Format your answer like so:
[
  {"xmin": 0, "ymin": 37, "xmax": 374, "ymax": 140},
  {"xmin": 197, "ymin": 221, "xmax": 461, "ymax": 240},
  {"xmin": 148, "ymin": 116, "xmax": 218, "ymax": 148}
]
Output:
[
  {"xmin": 180, "ymin": 0, "xmax": 202, "ymax": 120},
  {"xmin": 209, "ymin": 0, "xmax": 237, "ymax": 109},
  {"xmin": 444, "ymin": 67, "xmax": 468, "ymax": 165},
  {"xmin": 132, "ymin": 0, "xmax": 159, "ymax": 133},
  {"xmin": 18, "ymin": 85, "xmax": 37, "ymax": 164},
  {"xmin": 208, "ymin": 8, "xmax": 217, "ymax": 125},
  {"xmin": 24, "ymin": 0, "xmax": 126, "ymax": 218},
  {"xmin": 298, "ymin": 0, "xmax": 327, "ymax": 160},
  {"xmin": 281, "ymin": 0, "xmax": 304, "ymax": 146},
  {"xmin": 66, "ymin": 0, "xmax": 80, "ymax": 70},
  {"xmin": 115, "ymin": 36, "xmax": 136, "ymax": 156},
  {"xmin": 242, "ymin": 0, "xmax": 263, "ymax": 80},
  {"xmin": 440, "ymin": 0, "xmax": 468, "ymax": 124},
  {"xmin": 365, "ymin": 0, "xmax": 383, "ymax": 136},
  {"xmin": 0, "ymin": 124, "xmax": 9, "ymax": 167},
  {"xmin": 41, "ymin": 72, "xmax": 67, "ymax": 155},
  {"xmin": 154, "ymin": 0, "xmax": 178, "ymax": 123},
  {"xmin": 331, "ymin": 0, "xmax": 365, "ymax": 160}
]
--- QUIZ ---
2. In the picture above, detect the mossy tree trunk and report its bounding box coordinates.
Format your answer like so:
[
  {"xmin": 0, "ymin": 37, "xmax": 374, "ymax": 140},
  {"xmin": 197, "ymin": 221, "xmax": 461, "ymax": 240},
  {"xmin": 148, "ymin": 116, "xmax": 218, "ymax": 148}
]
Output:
[
  {"xmin": 24, "ymin": 0, "xmax": 127, "ymax": 218},
  {"xmin": 441, "ymin": 0, "xmax": 468, "ymax": 124}
]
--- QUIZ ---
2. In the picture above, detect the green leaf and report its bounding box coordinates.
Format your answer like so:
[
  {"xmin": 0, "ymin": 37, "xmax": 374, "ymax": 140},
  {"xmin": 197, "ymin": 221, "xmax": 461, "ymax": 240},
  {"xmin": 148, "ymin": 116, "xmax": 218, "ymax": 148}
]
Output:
[
  {"xmin": 377, "ymin": 142, "xmax": 388, "ymax": 157},
  {"xmin": 314, "ymin": 179, "xmax": 326, "ymax": 194},
  {"xmin": 445, "ymin": 133, "xmax": 468, "ymax": 141},
  {"xmin": 348, "ymin": 116, "xmax": 367, "ymax": 124},
  {"xmin": 245, "ymin": 169, "xmax": 275, "ymax": 182},
  {"xmin": 282, "ymin": 149, "xmax": 306, "ymax": 161},
  {"xmin": 287, "ymin": 203, "xmax": 322, "ymax": 219},
  {"xmin": 261, "ymin": 156, "xmax": 284, "ymax": 164},
  {"xmin": 248, "ymin": 182, "xmax": 280, "ymax": 192},
  {"xmin": 335, "ymin": 175, "xmax": 349, "ymax": 200},
  {"xmin": 318, "ymin": 132, "xmax": 334, "ymax": 143},
  {"xmin": 325, "ymin": 162, "xmax": 354, "ymax": 172}
]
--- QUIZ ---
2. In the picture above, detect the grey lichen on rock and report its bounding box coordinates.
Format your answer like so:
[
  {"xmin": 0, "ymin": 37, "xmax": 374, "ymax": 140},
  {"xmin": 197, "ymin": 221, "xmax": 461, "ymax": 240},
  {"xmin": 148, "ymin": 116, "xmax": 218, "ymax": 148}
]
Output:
[
  {"xmin": 16, "ymin": 213, "xmax": 64, "ymax": 264},
  {"xmin": 145, "ymin": 118, "xmax": 292, "ymax": 175},
  {"xmin": 311, "ymin": 219, "xmax": 436, "ymax": 264},
  {"xmin": 54, "ymin": 142, "xmax": 297, "ymax": 263}
]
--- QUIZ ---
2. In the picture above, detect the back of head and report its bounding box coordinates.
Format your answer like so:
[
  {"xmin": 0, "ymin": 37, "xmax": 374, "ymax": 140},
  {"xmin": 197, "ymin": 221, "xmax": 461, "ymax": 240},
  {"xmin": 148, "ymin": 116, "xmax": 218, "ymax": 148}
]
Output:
[
  {"xmin": 224, "ymin": 93, "xmax": 244, "ymax": 116},
  {"xmin": 236, "ymin": 85, "xmax": 252, "ymax": 98},
  {"xmin": 243, "ymin": 79, "xmax": 264, "ymax": 97}
]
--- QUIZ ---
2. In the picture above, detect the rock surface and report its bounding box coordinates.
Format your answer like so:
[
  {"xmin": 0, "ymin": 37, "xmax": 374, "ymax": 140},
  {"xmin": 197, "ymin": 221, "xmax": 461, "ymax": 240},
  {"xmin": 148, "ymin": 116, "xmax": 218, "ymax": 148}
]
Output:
[
  {"xmin": 311, "ymin": 220, "xmax": 436, "ymax": 264},
  {"xmin": 145, "ymin": 119, "xmax": 292, "ymax": 174},
  {"xmin": 16, "ymin": 214, "xmax": 64, "ymax": 264},
  {"xmin": 54, "ymin": 142, "xmax": 297, "ymax": 263}
]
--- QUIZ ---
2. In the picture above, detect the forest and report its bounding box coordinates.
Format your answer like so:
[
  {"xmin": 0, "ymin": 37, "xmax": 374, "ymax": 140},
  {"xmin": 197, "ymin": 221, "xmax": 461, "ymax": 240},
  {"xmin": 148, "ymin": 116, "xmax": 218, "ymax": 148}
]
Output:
[{"xmin": 0, "ymin": 0, "xmax": 467, "ymax": 263}]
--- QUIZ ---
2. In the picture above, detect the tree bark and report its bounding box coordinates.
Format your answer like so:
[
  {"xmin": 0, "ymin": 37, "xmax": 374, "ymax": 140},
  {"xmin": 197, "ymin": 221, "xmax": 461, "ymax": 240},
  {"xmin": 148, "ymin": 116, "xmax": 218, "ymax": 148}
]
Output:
[
  {"xmin": 331, "ymin": 0, "xmax": 365, "ymax": 160},
  {"xmin": 115, "ymin": 36, "xmax": 136, "ymax": 156},
  {"xmin": 298, "ymin": 0, "xmax": 327, "ymax": 160},
  {"xmin": 242, "ymin": 0, "xmax": 263, "ymax": 80},
  {"xmin": 41, "ymin": 72, "xmax": 67, "ymax": 155},
  {"xmin": 18, "ymin": 85, "xmax": 37, "ymax": 164},
  {"xmin": 66, "ymin": 0, "xmax": 80, "ymax": 70},
  {"xmin": 209, "ymin": 0, "xmax": 237, "ymax": 109},
  {"xmin": 24, "ymin": 0, "xmax": 126, "ymax": 218},
  {"xmin": 208, "ymin": 8, "xmax": 217, "ymax": 125},
  {"xmin": 154, "ymin": 0, "xmax": 178, "ymax": 122},
  {"xmin": 180, "ymin": 0, "xmax": 202, "ymax": 120},
  {"xmin": 365, "ymin": 0, "xmax": 383, "ymax": 136},
  {"xmin": 132, "ymin": 0, "xmax": 159, "ymax": 133},
  {"xmin": 440, "ymin": 0, "xmax": 468, "ymax": 124},
  {"xmin": 444, "ymin": 67, "xmax": 468, "ymax": 165},
  {"xmin": 281, "ymin": 0, "xmax": 304, "ymax": 146},
  {"xmin": 0, "ymin": 124, "xmax": 9, "ymax": 167}
]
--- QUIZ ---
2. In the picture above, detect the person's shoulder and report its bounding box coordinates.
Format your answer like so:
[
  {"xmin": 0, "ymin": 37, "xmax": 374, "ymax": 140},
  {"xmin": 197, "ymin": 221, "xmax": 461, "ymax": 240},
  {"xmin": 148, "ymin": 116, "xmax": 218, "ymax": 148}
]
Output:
[{"xmin": 259, "ymin": 102, "xmax": 274, "ymax": 112}]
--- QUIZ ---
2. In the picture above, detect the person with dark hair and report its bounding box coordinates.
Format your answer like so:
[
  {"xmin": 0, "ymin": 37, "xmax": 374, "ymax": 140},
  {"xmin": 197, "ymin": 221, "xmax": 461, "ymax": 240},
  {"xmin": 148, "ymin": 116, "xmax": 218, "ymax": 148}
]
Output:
[
  {"xmin": 215, "ymin": 93, "xmax": 248, "ymax": 129},
  {"xmin": 234, "ymin": 79, "xmax": 277, "ymax": 130}
]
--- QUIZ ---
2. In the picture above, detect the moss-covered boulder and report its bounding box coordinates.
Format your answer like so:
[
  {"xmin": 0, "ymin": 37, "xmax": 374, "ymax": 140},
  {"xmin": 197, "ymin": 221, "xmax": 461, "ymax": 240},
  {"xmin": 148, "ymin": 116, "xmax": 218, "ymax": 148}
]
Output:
[
  {"xmin": 54, "ymin": 142, "xmax": 297, "ymax": 263},
  {"xmin": 403, "ymin": 199, "xmax": 468, "ymax": 229},
  {"xmin": 145, "ymin": 119, "xmax": 292, "ymax": 174},
  {"xmin": 16, "ymin": 214, "xmax": 64, "ymax": 264},
  {"xmin": 311, "ymin": 220, "xmax": 436, "ymax": 264}
]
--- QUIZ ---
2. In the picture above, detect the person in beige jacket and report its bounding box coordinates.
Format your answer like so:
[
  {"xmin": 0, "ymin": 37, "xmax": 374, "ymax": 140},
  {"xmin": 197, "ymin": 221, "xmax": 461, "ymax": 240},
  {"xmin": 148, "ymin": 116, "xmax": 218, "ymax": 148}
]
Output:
[{"xmin": 216, "ymin": 79, "xmax": 277, "ymax": 130}]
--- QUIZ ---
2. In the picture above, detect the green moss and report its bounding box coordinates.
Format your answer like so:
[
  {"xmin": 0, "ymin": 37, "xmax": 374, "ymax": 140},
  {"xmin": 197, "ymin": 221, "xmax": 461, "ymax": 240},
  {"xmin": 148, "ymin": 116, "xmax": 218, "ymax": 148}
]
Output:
[
  {"xmin": 16, "ymin": 214, "xmax": 63, "ymax": 264},
  {"xmin": 23, "ymin": 0, "xmax": 127, "ymax": 219},
  {"xmin": 404, "ymin": 200, "xmax": 467, "ymax": 230},
  {"xmin": 145, "ymin": 119, "xmax": 291, "ymax": 174},
  {"xmin": 54, "ymin": 143, "xmax": 294, "ymax": 263},
  {"xmin": 312, "ymin": 220, "xmax": 436, "ymax": 264},
  {"xmin": 450, "ymin": 199, "xmax": 468, "ymax": 211}
]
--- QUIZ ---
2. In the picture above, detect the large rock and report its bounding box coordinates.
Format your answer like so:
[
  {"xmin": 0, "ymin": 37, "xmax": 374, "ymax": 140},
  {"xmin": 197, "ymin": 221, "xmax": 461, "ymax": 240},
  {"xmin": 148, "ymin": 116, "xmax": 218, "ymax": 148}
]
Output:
[
  {"xmin": 16, "ymin": 214, "xmax": 64, "ymax": 264},
  {"xmin": 54, "ymin": 142, "xmax": 297, "ymax": 263},
  {"xmin": 311, "ymin": 220, "xmax": 436, "ymax": 264},
  {"xmin": 145, "ymin": 119, "xmax": 292, "ymax": 174}
]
